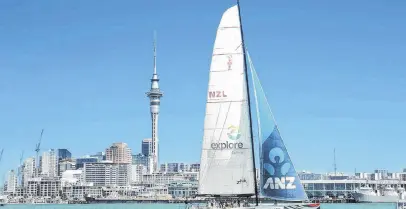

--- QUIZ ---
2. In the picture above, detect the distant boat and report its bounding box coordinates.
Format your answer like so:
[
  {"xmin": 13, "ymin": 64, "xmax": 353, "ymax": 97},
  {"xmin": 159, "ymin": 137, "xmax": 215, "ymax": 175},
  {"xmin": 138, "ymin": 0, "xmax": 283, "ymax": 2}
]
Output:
[
  {"xmin": 197, "ymin": 1, "xmax": 320, "ymax": 209},
  {"xmin": 353, "ymin": 185, "xmax": 405, "ymax": 203}
]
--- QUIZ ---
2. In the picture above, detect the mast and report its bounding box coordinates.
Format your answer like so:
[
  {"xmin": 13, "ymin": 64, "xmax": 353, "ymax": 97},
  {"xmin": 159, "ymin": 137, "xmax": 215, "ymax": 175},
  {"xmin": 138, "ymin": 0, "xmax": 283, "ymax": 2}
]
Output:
[
  {"xmin": 334, "ymin": 148, "xmax": 337, "ymax": 176},
  {"xmin": 237, "ymin": 0, "xmax": 259, "ymax": 205}
]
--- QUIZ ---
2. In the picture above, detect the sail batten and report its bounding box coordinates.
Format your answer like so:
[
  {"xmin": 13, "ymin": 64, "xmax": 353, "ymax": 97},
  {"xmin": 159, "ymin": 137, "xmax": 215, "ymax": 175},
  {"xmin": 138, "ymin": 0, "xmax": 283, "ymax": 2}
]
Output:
[{"xmin": 198, "ymin": 5, "xmax": 255, "ymax": 196}]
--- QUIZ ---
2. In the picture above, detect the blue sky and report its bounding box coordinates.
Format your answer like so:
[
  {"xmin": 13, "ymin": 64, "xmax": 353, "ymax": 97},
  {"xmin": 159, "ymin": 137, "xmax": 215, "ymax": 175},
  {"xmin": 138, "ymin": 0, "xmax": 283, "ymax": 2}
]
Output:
[{"xmin": 1, "ymin": 0, "xmax": 406, "ymax": 180}]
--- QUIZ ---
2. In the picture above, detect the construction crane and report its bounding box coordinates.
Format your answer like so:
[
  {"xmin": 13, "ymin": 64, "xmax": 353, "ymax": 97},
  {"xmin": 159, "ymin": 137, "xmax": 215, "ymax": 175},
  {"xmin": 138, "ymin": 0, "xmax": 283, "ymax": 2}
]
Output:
[
  {"xmin": 0, "ymin": 148, "xmax": 3, "ymax": 163},
  {"xmin": 18, "ymin": 150, "xmax": 24, "ymax": 186},
  {"xmin": 19, "ymin": 150, "xmax": 24, "ymax": 165},
  {"xmin": 35, "ymin": 129, "xmax": 44, "ymax": 176}
]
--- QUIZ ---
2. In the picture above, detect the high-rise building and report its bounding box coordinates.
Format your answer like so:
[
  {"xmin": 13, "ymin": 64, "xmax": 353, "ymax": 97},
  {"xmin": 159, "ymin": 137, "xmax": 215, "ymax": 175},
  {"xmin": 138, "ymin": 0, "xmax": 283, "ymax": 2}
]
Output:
[
  {"xmin": 90, "ymin": 152, "xmax": 106, "ymax": 161},
  {"xmin": 142, "ymin": 138, "xmax": 152, "ymax": 156},
  {"xmin": 22, "ymin": 157, "xmax": 36, "ymax": 187},
  {"xmin": 6, "ymin": 170, "xmax": 17, "ymax": 194},
  {"xmin": 146, "ymin": 33, "xmax": 163, "ymax": 172},
  {"xmin": 105, "ymin": 142, "xmax": 132, "ymax": 164},
  {"xmin": 57, "ymin": 149, "xmax": 72, "ymax": 160},
  {"xmin": 131, "ymin": 164, "xmax": 147, "ymax": 183},
  {"xmin": 83, "ymin": 162, "xmax": 131, "ymax": 186},
  {"xmin": 41, "ymin": 149, "xmax": 58, "ymax": 177},
  {"xmin": 132, "ymin": 153, "xmax": 153, "ymax": 174},
  {"xmin": 75, "ymin": 156, "xmax": 98, "ymax": 169}
]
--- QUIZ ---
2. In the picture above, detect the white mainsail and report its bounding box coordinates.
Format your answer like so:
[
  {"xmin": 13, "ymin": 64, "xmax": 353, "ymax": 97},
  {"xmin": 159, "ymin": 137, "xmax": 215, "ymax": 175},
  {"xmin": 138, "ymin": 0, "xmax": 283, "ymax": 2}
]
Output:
[{"xmin": 198, "ymin": 5, "xmax": 255, "ymax": 196}]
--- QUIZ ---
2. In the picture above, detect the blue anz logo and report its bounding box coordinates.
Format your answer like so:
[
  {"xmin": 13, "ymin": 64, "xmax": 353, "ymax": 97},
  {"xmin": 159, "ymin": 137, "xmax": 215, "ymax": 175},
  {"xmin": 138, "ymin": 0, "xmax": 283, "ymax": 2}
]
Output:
[{"xmin": 263, "ymin": 147, "xmax": 296, "ymax": 190}]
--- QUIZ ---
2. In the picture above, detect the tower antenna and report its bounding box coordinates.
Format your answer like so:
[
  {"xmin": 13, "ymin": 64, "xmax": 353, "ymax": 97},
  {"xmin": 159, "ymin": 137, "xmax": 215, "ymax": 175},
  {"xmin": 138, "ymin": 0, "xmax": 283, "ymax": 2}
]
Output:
[{"xmin": 153, "ymin": 30, "xmax": 157, "ymax": 75}]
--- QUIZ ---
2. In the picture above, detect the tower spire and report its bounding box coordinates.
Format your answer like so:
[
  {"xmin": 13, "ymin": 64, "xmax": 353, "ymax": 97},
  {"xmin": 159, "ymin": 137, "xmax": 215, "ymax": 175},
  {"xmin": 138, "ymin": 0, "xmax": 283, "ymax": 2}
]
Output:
[{"xmin": 153, "ymin": 30, "xmax": 157, "ymax": 75}]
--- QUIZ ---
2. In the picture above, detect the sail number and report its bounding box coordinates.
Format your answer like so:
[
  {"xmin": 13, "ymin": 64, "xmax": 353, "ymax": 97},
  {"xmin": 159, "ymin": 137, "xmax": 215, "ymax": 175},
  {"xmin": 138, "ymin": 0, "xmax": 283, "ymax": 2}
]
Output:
[
  {"xmin": 263, "ymin": 177, "xmax": 296, "ymax": 190},
  {"xmin": 208, "ymin": 91, "xmax": 227, "ymax": 98}
]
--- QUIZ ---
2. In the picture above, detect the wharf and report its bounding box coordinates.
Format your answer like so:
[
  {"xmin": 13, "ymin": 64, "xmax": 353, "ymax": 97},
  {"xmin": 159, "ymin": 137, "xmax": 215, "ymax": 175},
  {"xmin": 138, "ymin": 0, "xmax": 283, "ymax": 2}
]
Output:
[{"xmin": 82, "ymin": 197, "xmax": 356, "ymax": 204}]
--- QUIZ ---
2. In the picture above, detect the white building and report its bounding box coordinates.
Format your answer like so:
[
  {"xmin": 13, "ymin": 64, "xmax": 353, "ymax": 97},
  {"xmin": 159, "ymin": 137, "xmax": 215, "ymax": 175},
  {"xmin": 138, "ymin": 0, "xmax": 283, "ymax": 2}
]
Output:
[
  {"xmin": 22, "ymin": 157, "xmax": 36, "ymax": 187},
  {"xmin": 168, "ymin": 182, "xmax": 198, "ymax": 198},
  {"xmin": 83, "ymin": 162, "xmax": 131, "ymax": 187},
  {"xmin": 41, "ymin": 149, "xmax": 58, "ymax": 177},
  {"xmin": 6, "ymin": 170, "xmax": 17, "ymax": 194},
  {"xmin": 61, "ymin": 170, "xmax": 84, "ymax": 187},
  {"xmin": 26, "ymin": 177, "xmax": 61, "ymax": 197},
  {"xmin": 141, "ymin": 172, "xmax": 199, "ymax": 185},
  {"xmin": 131, "ymin": 164, "xmax": 147, "ymax": 183}
]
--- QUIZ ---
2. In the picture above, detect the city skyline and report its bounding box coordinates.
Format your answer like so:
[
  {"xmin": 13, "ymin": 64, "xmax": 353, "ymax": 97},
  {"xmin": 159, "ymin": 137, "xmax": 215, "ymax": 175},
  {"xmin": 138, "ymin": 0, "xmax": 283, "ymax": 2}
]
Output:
[{"xmin": 1, "ymin": 0, "xmax": 406, "ymax": 178}]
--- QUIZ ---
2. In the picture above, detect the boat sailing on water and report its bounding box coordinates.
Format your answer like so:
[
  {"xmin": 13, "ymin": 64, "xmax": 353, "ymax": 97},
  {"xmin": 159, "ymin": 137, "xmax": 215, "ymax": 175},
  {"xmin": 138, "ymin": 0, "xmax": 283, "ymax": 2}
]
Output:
[{"xmin": 197, "ymin": 1, "xmax": 320, "ymax": 209}]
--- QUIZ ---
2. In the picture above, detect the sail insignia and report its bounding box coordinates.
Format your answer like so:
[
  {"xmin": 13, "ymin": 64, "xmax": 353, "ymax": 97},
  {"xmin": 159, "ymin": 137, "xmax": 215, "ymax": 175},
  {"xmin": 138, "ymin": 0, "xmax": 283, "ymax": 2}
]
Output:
[{"xmin": 248, "ymin": 54, "xmax": 308, "ymax": 201}]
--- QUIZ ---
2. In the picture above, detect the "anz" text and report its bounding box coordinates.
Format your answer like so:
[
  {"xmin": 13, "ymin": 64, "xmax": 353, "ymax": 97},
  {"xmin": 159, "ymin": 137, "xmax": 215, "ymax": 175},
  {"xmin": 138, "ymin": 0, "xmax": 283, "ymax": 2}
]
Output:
[{"xmin": 263, "ymin": 177, "xmax": 296, "ymax": 190}]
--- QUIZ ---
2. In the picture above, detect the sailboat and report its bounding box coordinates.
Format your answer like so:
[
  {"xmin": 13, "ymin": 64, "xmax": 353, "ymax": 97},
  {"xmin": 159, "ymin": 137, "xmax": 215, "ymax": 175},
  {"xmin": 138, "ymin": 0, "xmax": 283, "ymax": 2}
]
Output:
[{"xmin": 197, "ymin": 1, "xmax": 320, "ymax": 209}]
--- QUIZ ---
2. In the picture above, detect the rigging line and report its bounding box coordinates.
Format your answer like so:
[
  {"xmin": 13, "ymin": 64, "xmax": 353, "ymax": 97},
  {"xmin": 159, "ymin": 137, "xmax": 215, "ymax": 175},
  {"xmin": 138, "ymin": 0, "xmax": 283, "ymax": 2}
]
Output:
[{"xmin": 247, "ymin": 51, "xmax": 264, "ymax": 188}]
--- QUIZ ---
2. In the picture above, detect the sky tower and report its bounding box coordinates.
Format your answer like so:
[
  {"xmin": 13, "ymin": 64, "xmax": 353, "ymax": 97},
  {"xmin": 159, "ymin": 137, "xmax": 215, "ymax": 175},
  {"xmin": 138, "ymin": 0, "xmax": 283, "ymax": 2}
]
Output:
[{"xmin": 146, "ymin": 32, "xmax": 163, "ymax": 173}]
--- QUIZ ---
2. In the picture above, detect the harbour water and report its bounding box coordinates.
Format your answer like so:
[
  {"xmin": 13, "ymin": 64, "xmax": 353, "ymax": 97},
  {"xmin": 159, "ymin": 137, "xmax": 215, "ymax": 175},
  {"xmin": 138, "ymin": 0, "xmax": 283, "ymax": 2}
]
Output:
[{"xmin": 0, "ymin": 204, "xmax": 396, "ymax": 209}]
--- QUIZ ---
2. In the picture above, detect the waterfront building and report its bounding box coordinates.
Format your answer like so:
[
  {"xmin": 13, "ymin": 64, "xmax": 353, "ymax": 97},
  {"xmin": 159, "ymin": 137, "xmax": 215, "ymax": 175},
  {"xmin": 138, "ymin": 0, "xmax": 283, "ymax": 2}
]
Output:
[
  {"xmin": 6, "ymin": 170, "xmax": 17, "ymax": 194},
  {"xmin": 168, "ymin": 181, "xmax": 198, "ymax": 198},
  {"xmin": 142, "ymin": 138, "xmax": 152, "ymax": 156},
  {"xmin": 105, "ymin": 142, "xmax": 132, "ymax": 164},
  {"xmin": 141, "ymin": 172, "xmax": 199, "ymax": 185},
  {"xmin": 26, "ymin": 177, "xmax": 61, "ymax": 197},
  {"xmin": 62, "ymin": 185, "xmax": 102, "ymax": 199},
  {"xmin": 41, "ymin": 149, "xmax": 58, "ymax": 177},
  {"xmin": 83, "ymin": 162, "xmax": 131, "ymax": 187},
  {"xmin": 75, "ymin": 156, "xmax": 98, "ymax": 169},
  {"xmin": 57, "ymin": 149, "xmax": 72, "ymax": 160},
  {"xmin": 298, "ymin": 171, "xmax": 322, "ymax": 180},
  {"xmin": 142, "ymin": 185, "xmax": 169, "ymax": 198},
  {"xmin": 146, "ymin": 35, "xmax": 163, "ymax": 173},
  {"xmin": 300, "ymin": 170, "xmax": 406, "ymax": 198}
]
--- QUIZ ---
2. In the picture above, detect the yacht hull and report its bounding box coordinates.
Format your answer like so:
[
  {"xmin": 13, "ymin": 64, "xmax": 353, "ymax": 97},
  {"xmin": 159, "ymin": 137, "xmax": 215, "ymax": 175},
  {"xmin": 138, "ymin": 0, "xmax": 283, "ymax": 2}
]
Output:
[{"xmin": 353, "ymin": 192, "xmax": 399, "ymax": 203}]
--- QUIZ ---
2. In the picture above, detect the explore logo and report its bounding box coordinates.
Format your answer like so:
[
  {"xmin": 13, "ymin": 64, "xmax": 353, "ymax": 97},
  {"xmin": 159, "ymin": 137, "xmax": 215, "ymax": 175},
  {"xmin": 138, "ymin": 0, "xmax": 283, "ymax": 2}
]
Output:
[
  {"xmin": 263, "ymin": 147, "xmax": 296, "ymax": 190},
  {"xmin": 227, "ymin": 125, "xmax": 241, "ymax": 140},
  {"xmin": 210, "ymin": 125, "xmax": 244, "ymax": 150}
]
